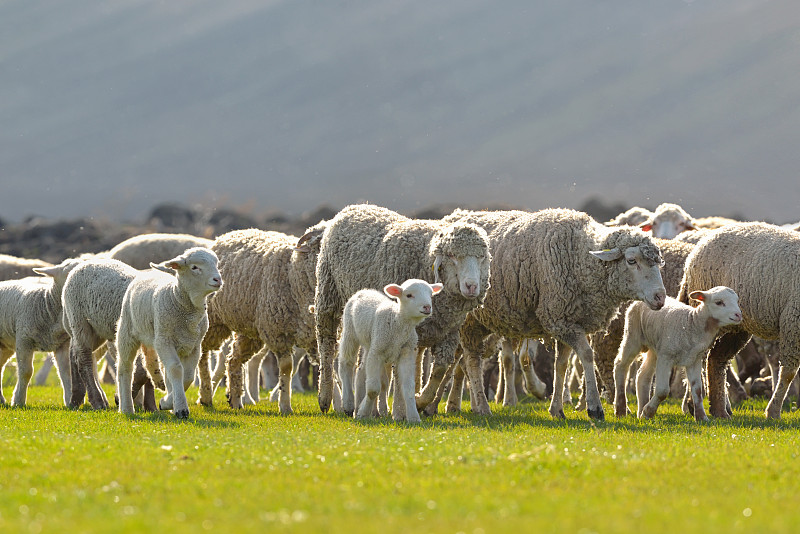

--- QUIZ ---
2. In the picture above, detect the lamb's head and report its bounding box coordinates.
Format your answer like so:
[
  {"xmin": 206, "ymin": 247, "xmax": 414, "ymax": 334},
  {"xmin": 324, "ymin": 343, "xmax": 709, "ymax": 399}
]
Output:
[
  {"xmin": 384, "ymin": 278, "xmax": 443, "ymax": 321},
  {"xmin": 641, "ymin": 203, "xmax": 695, "ymax": 240},
  {"xmin": 592, "ymin": 230, "xmax": 666, "ymax": 310},
  {"xmin": 152, "ymin": 247, "xmax": 222, "ymax": 296},
  {"xmin": 33, "ymin": 257, "xmax": 85, "ymax": 287},
  {"xmin": 689, "ymin": 286, "xmax": 742, "ymax": 328},
  {"xmin": 430, "ymin": 222, "xmax": 491, "ymax": 301}
]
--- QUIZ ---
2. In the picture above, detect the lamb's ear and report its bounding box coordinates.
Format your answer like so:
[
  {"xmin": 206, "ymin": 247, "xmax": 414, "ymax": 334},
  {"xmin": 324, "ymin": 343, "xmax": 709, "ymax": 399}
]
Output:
[
  {"xmin": 150, "ymin": 261, "xmax": 179, "ymax": 274},
  {"xmin": 384, "ymin": 284, "xmax": 403, "ymax": 299},
  {"xmin": 32, "ymin": 265, "xmax": 59, "ymax": 278},
  {"xmin": 590, "ymin": 248, "xmax": 622, "ymax": 261},
  {"xmin": 640, "ymin": 223, "xmax": 653, "ymax": 232},
  {"xmin": 689, "ymin": 290, "xmax": 705, "ymax": 302},
  {"xmin": 432, "ymin": 255, "xmax": 443, "ymax": 284},
  {"xmin": 430, "ymin": 283, "xmax": 444, "ymax": 295}
]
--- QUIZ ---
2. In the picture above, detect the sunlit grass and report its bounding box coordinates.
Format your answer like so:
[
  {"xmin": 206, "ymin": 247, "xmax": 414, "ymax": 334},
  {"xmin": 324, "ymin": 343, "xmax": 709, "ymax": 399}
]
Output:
[{"xmin": 2, "ymin": 356, "xmax": 800, "ymax": 533}]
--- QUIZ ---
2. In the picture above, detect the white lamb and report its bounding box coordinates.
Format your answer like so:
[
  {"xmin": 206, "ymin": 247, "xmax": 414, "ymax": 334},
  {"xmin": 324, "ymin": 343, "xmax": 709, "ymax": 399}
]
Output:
[
  {"xmin": 116, "ymin": 247, "xmax": 221, "ymax": 418},
  {"xmin": 614, "ymin": 286, "xmax": 742, "ymax": 421},
  {"xmin": 338, "ymin": 279, "xmax": 443, "ymax": 422}
]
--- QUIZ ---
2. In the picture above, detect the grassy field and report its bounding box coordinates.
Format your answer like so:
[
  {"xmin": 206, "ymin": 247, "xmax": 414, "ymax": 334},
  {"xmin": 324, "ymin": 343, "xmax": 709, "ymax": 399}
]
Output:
[{"xmin": 2, "ymin": 360, "xmax": 800, "ymax": 534}]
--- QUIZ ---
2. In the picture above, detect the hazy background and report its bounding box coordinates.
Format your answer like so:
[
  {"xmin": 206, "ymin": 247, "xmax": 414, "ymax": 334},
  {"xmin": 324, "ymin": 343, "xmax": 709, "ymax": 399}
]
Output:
[{"xmin": 2, "ymin": 0, "xmax": 799, "ymax": 224}]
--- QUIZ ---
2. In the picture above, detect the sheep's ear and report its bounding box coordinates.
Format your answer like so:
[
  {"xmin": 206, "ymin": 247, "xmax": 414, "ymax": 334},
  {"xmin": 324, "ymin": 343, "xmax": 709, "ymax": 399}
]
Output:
[
  {"xmin": 590, "ymin": 248, "xmax": 622, "ymax": 261},
  {"xmin": 432, "ymin": 255, "xmax": 443, "ymax": 283},
  {"xmin": 640, "ymin": 222, "xmax": 653, "ymax": 232},
  {"xmin": 32, "ymin": 265, "xmax": 59, "ymax": 278},
  {"xmin": 150, "ymin": 261, "xmax": 178, "ymax": 274},
  {"xmin": 384, "ymin": 284, "xmax": 403, "ymax": 298},
  {"xmin": 689, "ymin": 290, "xmax": 705, "ymax": 302},
  {"xmin": 430, "ymin": 283, "xmax": 444, "ymax": 295}
]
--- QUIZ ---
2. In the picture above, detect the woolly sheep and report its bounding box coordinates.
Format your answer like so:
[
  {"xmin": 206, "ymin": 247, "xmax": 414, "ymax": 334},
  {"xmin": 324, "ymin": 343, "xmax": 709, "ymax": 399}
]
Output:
[
  {"xmin": 639, "ymin": 203, "xmax": 696, "ymax": 240},
  {"xmin": 0, "ymin": 259, "xmax": 83, "ymax": 406},
  {"xmin": 0, "ymin": 254, "xmax": 53, "ymax": 281},
  {"xmin": 605, "ymin": 207, "xmax": 654, "ymax": 228},
  {"xmin": 116, "ymin": 247, "xmax": 221, "ymax": 417},
  {"xmin": 678, "ymin": 222, "xmax": 800, "ymax": 419},
  {"xmin": 444, "ymin": 208, "xmax": 666, "ymax": 420},
  {"xmin": 197, "ymin": 223, "xmax": 326, "ymax": 414},
  {"xmin": 692, "ymin": 215, "xmax": 740, "ymax": 230},
  {"xmin": 108, "ymin": 233, "xmax": 213, "ymax": 270},
  {"xmin": 61, "ymin": 258, "xmax": 165, "ymax": 409},
  {"xmin": 339, "ymin": 279, "xmax": 443, "ymax": 421},
  {"xmin": 314, "ymin": 204, "xmax": 491, "ymax": 415},
  {"xmin": 614, "ymin": 286, "xmax": 742, "ymax": 421}
]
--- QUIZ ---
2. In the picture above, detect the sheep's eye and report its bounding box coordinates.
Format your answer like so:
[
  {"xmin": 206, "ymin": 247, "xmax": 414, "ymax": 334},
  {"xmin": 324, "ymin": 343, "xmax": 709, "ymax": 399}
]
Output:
[
  {"xmin": 406, "ymin": 294, "xmax": 413, "ymax": 298},
  {"xmin": 715, "ymin": 300, "xmax": 724, "ymax": 306},
  {"xmin": 626, "ymin": 258, "xmax": 637, "ymax": 265},
  {"xmin": 191, "ymin": 265, "xmax": 199, "ymax": 271}
]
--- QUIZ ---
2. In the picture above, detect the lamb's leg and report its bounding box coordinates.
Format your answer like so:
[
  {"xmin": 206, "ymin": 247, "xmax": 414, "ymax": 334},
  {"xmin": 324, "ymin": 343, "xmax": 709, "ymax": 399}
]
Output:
[
  {"xmin": 685, "ymin": 361, "xmax": 708, "ymax": 422},
  {"xmin": 0, "ymin": 347, "xmax": 15, "ymax": 404},
  {"xmin": 614, "ymin": 340, "xmax": 641, "ymax": 418},
  {"xmin": 548, "ymin": 340, "xmax": 571, "ymax": 419},
  {"xmin": 377, "ymin": 364, "xmax": 390, "ymax": 417},
  {"xmin": 155, "ymin": 345, "xmax": 188, "ymax": 418},
  {"xmin": 707, "ymin": 332, "xmax": 750, "ymax": 418},
  {"xmin": 445, "ymin": 361, "xmax": 465, "ymax": 414},
  {"xmin": 338, "ymin": 351, "xmax": 357, "ymax": 417},
  {"xmin": 115, "ymin": 336, "xmax": 138, "ymax": 415},
  {"xmin": 33, "ymin": 353, "xmax": 54, "ymax": 386},
  {"xmin": 499, "ymin": 339, "xmax": 518, "ymax": 407},
  {"xmin": 395, "ymin": 349, "xmax": 421, "ymax": 423},
  {"xmin": 766, "ymin": 361, "xmax": 800, "ymax": 419},
  {"xmin": 635, "ymin": 350, "xmax": 657, "ymax": 418},
  {"xmin": 52, "ymin": 342, "xmax": 73, "ymax": 407},
  {"xmin": 640, "ymin": 355, "xmax": 670, "ymax": 419},
  {"xmin": 11, "ymin": 342, "xmax": 35, "ymax": 407},
  {"xmin": 356, "ymin": 350, "xmax": 382, "ymax": 419},
  {"xmin": 518, "ymin": 340, "xmax": 546, "ymax": 399},
  {"xmin": 77, "ymin": 343, "xmax": 109, "ymax": 410}
]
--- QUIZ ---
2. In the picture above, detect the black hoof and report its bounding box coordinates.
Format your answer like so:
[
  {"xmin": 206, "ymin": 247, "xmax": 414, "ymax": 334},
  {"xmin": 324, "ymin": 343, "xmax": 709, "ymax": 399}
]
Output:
[
  {"xmin": 587, "ymin": 406, "xmax": 605, "ymax": 421},
  {"xmin": 175, "ymin": 409, "xmax": 189, "ymax": 419},
  {"xmin": 344, "ymin": 409, "xmax": 354, "ymax": 417}
]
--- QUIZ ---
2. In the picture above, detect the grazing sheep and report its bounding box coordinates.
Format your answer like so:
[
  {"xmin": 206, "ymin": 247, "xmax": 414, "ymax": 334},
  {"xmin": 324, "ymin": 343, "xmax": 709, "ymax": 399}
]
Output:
[
  {"xmin": 314, "ymin": 204, "xmax": 491, "ymax": 415},
  {"xmin": 108, "ymin": 233, "xmax": 213, "ymax": 270},
  {"xmin": 197, "ymin": 223, "xmax": 326, "ymax": 414},
  {"xmin": 61, "ymin": 258, "xmax": 165, "ymax": 410},
  {"xmin": 614, "ymin": 286, "xmax": 742, "ymax": 421},
  {"xmin": 0, "ymin": 259, "xmax": 83, "ymax": 406},
  {"xmin": 116, "ymin": 248, "xmax": 221, "ymax": 417},
  {"xmin": 605, "ymin": 207, "xmax": 654, "ymax": 228},
  {"xmin": 339, "ymin": 279, "xmax": 442, "ymax": 421},
  {"xmin": 639, "ymin": 203, "xmax": 696, "ymax": 240},
  {"xmin": 678, "ymin": 222, "xmax": 800, "ymax": 419},
  {"xmin": 445, "ymin": 208, "xmax": 666, "ymax": 419}
]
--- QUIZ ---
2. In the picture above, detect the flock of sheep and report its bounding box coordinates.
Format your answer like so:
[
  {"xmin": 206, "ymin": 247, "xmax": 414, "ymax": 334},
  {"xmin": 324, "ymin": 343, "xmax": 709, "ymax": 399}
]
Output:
[{"xmin": 1, "ymin": 201, "xmax": 799, "ymax": 424}]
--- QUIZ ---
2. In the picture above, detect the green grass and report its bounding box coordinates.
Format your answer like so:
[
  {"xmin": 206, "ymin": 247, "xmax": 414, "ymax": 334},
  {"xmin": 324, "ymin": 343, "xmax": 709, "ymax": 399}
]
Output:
[{"xmin": 3, "ymin": 359, "xmax": 800, "ymax": 533}]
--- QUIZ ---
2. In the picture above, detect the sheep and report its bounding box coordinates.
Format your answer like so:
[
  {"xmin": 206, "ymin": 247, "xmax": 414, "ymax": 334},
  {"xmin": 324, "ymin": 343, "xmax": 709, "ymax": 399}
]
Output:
[
  {"xmin": 638, "ymin": 203, "xmax": 696, "ymax": 240},
  {"xmin": 108, "ymin": 233, "xmax": 213, "ymax": 270},
  {"xmin": 614, "ymin": 286, "xmax": 742, "ymax": 421},
  {"xmin": 605, "ymin": 207, "xmax": 654, "ymax": 227},
  {"xmin": 197, "ymin": 223, "xmax": 327, "ymax": 414},
  {"xmin": 0, "ymin": 254, "xmax": 53, "ymax": 281},
  {"xmin": 338, "ymin": 279, "xmax": 443, "ymax": 421},
  {"xmin": 444, "ymin": 208, "xmax": 666, "ymax": 419},
  {"xmin": 116, "ymin": 247, "xmax": 221, "ymax": 417},
  {"xmin": 0, "ymin": 259, "xmax": 83, "ymax": 406},
  {"xmin": 692, "ymin": 215, "xmax": 741, "ymax": 230},
  {"xmin": 677, "ymin": 222, "xmax": 800, "ymax": 419},
  {"xmin": 313, "ymin": 204, "xmax": 491, "ymax": 415},
  {"xmin": 61, "ymin": 258, "xmax": 165, "ymax": 410}
]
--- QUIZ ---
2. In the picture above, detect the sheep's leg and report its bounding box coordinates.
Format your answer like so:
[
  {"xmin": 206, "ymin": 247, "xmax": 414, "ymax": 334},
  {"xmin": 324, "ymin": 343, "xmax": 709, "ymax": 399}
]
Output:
[
  {"xmin": 68, "ymin": 351, "xmax": 87, "ymax": 408},
  {"xmin": 416, "ymin": 337, "xmax": 459, "ymax": 412},
  {"xmin": 182, "ymin": 345, "xmax": 203, "ymax": 400},
  {"xmin": 356, "ymin": 350, "xmax": 382, "ymax": 419},
  {"xmin": 338, "ymin": 354, "xmax": 357, "ymax": 417},
  {"xmin": 130, "ymin": 356, "xmax": 156, "ymax": 412},
  {"xmin": 494, "ymin": 353, "xmax": 505, "ymax": 404},
  {"xmin": 395, "ymin": 349, "xmax": 421, "ymax": 423},
  {"xmin": 33, "ymin": 353, "xmax": 54, "ymax": 386},
  {"xmin": 548, "ymin": 340, "xmax": 572, "ymax": 419},
  {"xmin": 377, "ymin": 364, "xmax": 390, "ymax": 417},
  {"xmin": 243, "ymin": 351, "xmax": 264, "ymax": 405},
  {"xmin": 76, "ymin": 343, "xmax": 109, "ymax": 410},
  {"xmin": 518, "ymin": 340, "xmax": 546, "ymax": 399},
  {"xmin": 707, "ymin": 332, "xmax": 750, "ymax": 418},
  {"xmin": 640, "ymin": 356, "xmax": 671, "ymax": 419},
  {"xmin": 570, "ymin": 333, "xmax": 606, "ymax": 419},
  {"xmin": 614, "ymin": 341, "xmax": 641, "ymax": 418},
  {"xmin": 499, "ymin": 339, "xmax": 518, "ymax": 407},
  {"xmin": 424, "ymin": 358, "xmax": 458, "ymax": 416},
  {"xmin": 317, "ymin": 335, "xmax": 337, "ymax": 414},
  {"xmin": 766, "ymin": 362, "xmax": 800, "ymax": 419},
  {"xmin": 52, "ymin": 342, "xmax": 73, "ymax": 407},
  {"xmin": 115, "ymin": 337, "xmax": 138, "ymax": 415},
  {"xmin": 225, "ymin": 335, "xmax": 261, "ymax": 410},
  {"xmin": 0, "ymin": 347, "xmax": 15, "ymax": 404},
  {"xmin": 11, "ymin": 342, "xmax": 35, "ymax": 407},
  {"xmin": 685, "ymin": 361, "xmax": 708, "ymax": 422},
  {"xmin": 463, "ymin": 348, "xmax": 491, "ymax": 415},
  {"xmin": 155, "ymin": 345, "xmax": 189, "ymax": 418},
  {"xmin": 196, "ymin": 351, "xmax": 213, "ymax": 406},
  {"xmin": 273, "ymin": 350, "xmax": 295, "ymax": 415},
  {"xmin": 414, "ymin": 347, "xmax": 427, "ymax": 394},
  {"xmin": 446, "ymin": 361, "xmax": 465, "ymax": 414},
  {"xmin": 726, "ymin": 364, "xmax": 748, "ymax": 406},
  {"xmin": 635, "ymin": 350, "xmax": 657, "ymax": 418}
]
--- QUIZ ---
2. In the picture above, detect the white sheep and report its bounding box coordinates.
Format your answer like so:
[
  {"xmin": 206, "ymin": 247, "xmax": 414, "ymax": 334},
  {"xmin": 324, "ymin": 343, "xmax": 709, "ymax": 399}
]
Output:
[
  {"xmin": 640, "ymin": 202, "xmax": 696, "ymax": 240},
  {"xmin": 444, "ymin": 208, "xmax": 666, "ymax": 420},
  {"xmin": 614, "ymin": 286, "xmax": 742, "ymax": 421},
  {"xmin": 314, "ymin": 204, "xmax": 491, "ymax": 416},
  {"xmin": 0, "ymin": 253, "xmax": 53, "ymax": 281},
  {"xmin": 116, "ymin": 247, "xmax": 221, "ymax": 417},
  {"xmin": 605, "ymin": 206, "xmax": 654, "ymax": 228},
  {"xmin": 0, "ymin": 259, "xmax": 83, "ymax": 406},
  {"xmin": 338, "ymin": 279, "xmax": 442, "ymax": 422}
]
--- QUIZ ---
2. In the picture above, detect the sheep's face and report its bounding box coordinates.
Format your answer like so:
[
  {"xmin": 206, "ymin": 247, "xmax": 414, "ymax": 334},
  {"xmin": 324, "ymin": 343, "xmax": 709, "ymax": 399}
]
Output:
[
  {"xmin": 689, "ymin": 286, "xmax": 742, "ymax": 328},
  {"xmin": 591, "ymin": 244, "xmax": 666, "ymax": 310},
  {"xmin": 156, "ymin": 247, "xmax": 222, "ymax": 296},
  {"xmin": 641, "ymin": 205, "xmax": 695, "ymax": 240},
  {"xmin": 385, "ymin": 279, "xmax": 443, "ymax": 321},
  {"xmin": 435, "ymin": 254, "xmax": 488, "ymax": 299}
]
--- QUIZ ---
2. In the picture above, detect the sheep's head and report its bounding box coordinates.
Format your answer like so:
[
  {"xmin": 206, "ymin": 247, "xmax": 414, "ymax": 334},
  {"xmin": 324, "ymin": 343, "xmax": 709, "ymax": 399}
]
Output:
[
  {"xmin": 689, "ymin": 286, "xmax": 743, "ymax": 328},
  {"xmin": 429, "ymin": 222, "xmax": 491, "ymax": 301},
  {"xmin": 640, "ymin": 203, "xmax": 695, "ymax": 240},
  {"xmin": 384, "ymin": 278, "xmax": 443, "ymax": 321},
  {"xmin": 33, "ymin": 257, "xmax": 85, "ymax": 286},
  {"xmin": 294, "ymin": 220, "xmax": 328, "ymax": 255},
  {"xmin": 592, "ymin": 230, "xmax": 666, "ymax": 310},
  {"xmin": 152, "ymin": 247, "xmax": 222, "ymax": 296}
]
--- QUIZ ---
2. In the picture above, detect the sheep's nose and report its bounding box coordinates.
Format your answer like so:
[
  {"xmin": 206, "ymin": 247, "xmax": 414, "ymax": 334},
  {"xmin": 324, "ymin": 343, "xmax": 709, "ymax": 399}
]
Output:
[
  {"xmin": 464, "ymin": 282, "xmax": 478, "ymax": 296},
  {"xmin": 211, "ymin": 276, "xmax": 222, "ymax": 287},
  {"xmin": 733, "ymin": 312, "xmax": 742, "ymax": 322},
  {"xmin": 422, "ymin": 305, "xmax": 431, "ymax": 315},
  {"xmin": 650, "ymin": 291, "xmax": 666, "ymax": 310}
]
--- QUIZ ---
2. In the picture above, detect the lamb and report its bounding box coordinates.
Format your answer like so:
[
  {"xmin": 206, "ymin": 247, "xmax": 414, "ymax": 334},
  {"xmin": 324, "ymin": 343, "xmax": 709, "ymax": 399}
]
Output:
[
  {"xmin": 640, "ymin": 203, "xmax": 696, "ymax": 240},
  {"xmin": 444, "ymin": 208, "xmax": 666, "ymax": 419},
  {"xmin": 197, "ymin": 223, "xmax": 327, "ymax": 414},
  {"xmin": 338, "ymin": 279, "xmax": 443, "ymax": 421},
  {"xmin": 61, "ymin": 258, "xmax": 165, "ymax": 410},
  {"xmin": 108, "ymin": 233, "xmax": 213, "ymax": 270},
  {"xmin": 0, "ymin": 258, "xmax": 83, "ymax": 406},
  {"xmin": 314, "ymin": 204, "xmax": 491, "ymax": 415},
  {"xmin": 678, "ymin": 222, "xmax": 800, "ymax": 419},
  {"xmin": 605, "ymin": 207, "xmax": 654, "ymax": 227},
  {"xmin": 614, "ymin": 286, "xmax": 742, "ymax": 421},
  {"xmin": 116, "ymin": 248, "xmax": 221, "ymax": 417}
]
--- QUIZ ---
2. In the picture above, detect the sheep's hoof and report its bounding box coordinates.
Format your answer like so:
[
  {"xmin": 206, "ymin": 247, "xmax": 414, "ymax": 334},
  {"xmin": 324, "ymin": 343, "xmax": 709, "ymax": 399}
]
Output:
[
  {"xmin": 174, "ymin": 409, "xmax": 189, "ymax": 419},
  {"xmin": 614, "ymin": 406, "xmax": 627, "ymax": 418},
  {"xmin": 695, "ymin": 414, "xmax": 709, "ymax": 422},
  {"xmin": 343, "ymin": 409, "xmax": 354, "ymax": 417},
  {"xmin": 549, "ymin": 408, "xmax": 566, "ymax": 419},
  {"xmin": 423, "ymin": 402, "xmax": 439, "ymax": 417},
  {"xmin": 587, "ymin": 406, "xmax": 605, "ymax": 421},
  {"xmin": 765, "ymin": 405, "xmax": 782, "ymax": 419},
  {"xmin": 197, "ymin": 396, "xmax": 213, "ymax": 407},
  {"xmin": 445, "ymin": 403, "xmax": 461, "ymax": 414},
  {"xmin": 228, "ymin": 397, "xmax": 243, "ymax": 409}
]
